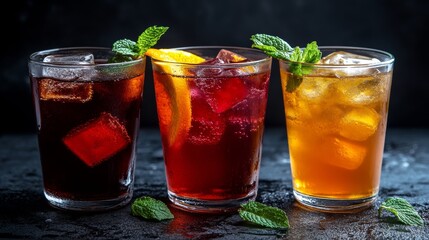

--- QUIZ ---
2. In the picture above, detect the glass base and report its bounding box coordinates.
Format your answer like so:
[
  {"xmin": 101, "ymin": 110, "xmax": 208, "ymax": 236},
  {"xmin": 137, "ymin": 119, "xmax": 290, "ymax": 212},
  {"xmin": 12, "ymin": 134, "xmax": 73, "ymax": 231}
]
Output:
[
  {"xmin": 293, "ymin": 190, "xmax": 376, "ymax": 213},
  {"xmin": 44, "ymin": 189, "xmax": 133, "ymax": 212},
  {"xmin": 168, "ymin": 190, "xmax": 257, "ymax": 214}
]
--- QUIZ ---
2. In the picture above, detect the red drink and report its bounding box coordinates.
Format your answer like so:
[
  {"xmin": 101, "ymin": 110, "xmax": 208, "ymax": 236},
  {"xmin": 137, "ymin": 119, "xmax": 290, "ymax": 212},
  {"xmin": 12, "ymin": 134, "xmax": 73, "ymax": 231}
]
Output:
[
  {"xmin": 151, "ymin": 47, "xmax": 272, "ymax": 212},
  {"xmin": 29, "ymin": 48, "xmax": 145, "ymax": 211}
]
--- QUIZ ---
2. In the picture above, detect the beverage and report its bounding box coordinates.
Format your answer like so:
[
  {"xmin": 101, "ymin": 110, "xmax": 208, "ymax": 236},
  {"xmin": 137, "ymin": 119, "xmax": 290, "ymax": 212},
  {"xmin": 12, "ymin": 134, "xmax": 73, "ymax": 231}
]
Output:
[
  {"xmin": 280, "ymin": 47, "xmax": 394, "ymax": 212},
  {"xmin": 28, "ymin": 48, "xmax": 145, "ymax": 211},
  {"xmin": 150, "ymin": 47, "xmax": 271, "ymax": 212}
]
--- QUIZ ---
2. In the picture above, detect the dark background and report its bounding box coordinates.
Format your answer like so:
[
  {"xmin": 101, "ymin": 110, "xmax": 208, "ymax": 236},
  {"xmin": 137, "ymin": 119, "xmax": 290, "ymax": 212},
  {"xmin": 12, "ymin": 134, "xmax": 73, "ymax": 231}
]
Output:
[{"xmin": 3, "ymin": 0, "xmax": 428, "ymax": 134}]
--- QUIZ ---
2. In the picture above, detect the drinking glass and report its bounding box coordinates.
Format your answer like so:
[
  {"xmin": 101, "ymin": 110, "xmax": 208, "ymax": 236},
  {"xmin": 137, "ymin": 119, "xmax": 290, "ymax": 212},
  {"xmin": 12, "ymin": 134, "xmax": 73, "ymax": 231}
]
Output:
[
  {"xmin": 280, "ymin": 47, "xmax": 394, "ymax": 212},
  {"xmin": 151, "ymin": 46, "xmax": 272, "ymax": 213},
  {"xmin": 28, "ymin": 47, "xmax": 145, "ymax": 211}
]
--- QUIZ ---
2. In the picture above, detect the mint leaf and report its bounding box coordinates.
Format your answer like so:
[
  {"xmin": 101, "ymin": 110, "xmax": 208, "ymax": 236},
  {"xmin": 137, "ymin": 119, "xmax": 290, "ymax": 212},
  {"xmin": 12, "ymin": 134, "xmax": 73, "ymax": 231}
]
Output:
[
  {"xmin": 252, "ymin": 44, "xmax": 292, "ymax": 61},
  {"xmin": 137, "ymin": 25, "xmax": 169, "ymax": 56},
  {"xmin": 131, "ymin": 196, "xmax": 174, "ymax": 221},
  {"xmin": 110, "ymin": 25, "xmax": 169, "ymax": 62},
  {"xmin": 112, "ymin": 39, "xmax": 140, "ymax": 58},
  {"xmin": 302, "ymin": 41, "xmax": 323, "ymax": 63},
  {"xmin": 285, "ymin": 74, "xmax": 303, "ymax": 93},
  {"xmin": 250, "ymin": 34, "xmax": 321, "ymax": 92},
  {"xmin": 378, "ymin": 197, "xmax": 424, "ymax": 226},
  {"xmin": 239, "ymin": 201, "xmax": 289, "ymax": 229},
  {"xmin": 250, "ymin": 34, "xmax": 293, "ymax": 53}
]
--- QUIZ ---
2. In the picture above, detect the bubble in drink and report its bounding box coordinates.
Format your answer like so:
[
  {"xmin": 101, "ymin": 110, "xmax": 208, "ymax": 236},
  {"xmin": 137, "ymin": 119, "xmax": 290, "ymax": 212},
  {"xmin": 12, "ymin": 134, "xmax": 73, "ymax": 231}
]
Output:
[
  {"xmin": 39, "ymin": 78, "xmax": 93, "ymax": 103},
  {"xmin": 339, "ymin": 107, "xmax": 380, "ymax": 141},
  {"xmin": 187, "ymin": 86, "xmax": 226, "ymax": 145},
  {"xmin": 62, "ymin": 112, "xmax": 131, "ymax": 167},
  {"xmin": 228, "ymin": 88, "xmax": 266, "ymax": 137}
]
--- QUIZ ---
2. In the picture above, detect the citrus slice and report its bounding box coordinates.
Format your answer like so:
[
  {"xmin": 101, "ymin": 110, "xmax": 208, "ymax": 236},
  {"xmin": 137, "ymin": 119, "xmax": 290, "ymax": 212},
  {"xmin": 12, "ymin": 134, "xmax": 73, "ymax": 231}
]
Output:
[
  {"xmin": 146, "ymin": 48, "xmax": 205, "ymax": 64},
  {"xmin": 148, "ymin": 48, "xmax": 205, "ymax": 147},
  {"xmin": 154, "ymin": 76, "xmax": 191, "ymax": 147}
]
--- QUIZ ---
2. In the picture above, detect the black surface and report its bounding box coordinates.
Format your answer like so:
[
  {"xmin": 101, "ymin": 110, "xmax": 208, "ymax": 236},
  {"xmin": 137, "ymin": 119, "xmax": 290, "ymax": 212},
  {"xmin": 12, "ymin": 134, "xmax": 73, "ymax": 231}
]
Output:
[
  {"xmin": 3, "ymin": 0, "xmax": 429, "ymax": 133},
  {"xmin": 1, "ymin": 128, "xmax": 428, "ymax": 239}
]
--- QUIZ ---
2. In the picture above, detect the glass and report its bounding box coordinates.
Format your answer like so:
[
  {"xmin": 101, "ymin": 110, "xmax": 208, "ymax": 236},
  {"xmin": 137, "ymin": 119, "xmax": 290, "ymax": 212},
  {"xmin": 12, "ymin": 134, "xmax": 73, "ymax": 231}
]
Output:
[
  {"xmin": 151, "ymin": 47, "xmax": 272, "ymax": 213},
  {"xmin": 280, "ymin": 47, "xmax": 394, "ymax": 212},
  {"xmin": 28, "ymin": 47, "xmax": 145, "ymax": 211}
]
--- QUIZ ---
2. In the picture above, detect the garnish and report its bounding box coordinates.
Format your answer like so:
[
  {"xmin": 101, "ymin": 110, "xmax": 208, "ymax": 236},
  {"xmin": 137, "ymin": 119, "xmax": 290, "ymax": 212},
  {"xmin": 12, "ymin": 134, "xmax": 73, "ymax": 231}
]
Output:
[
  {"xmin": 145, "ymin": 48, "xmax": 205, "ymax": 64},
  {"xmin": 238, "ymin": 201, "xmax": 289, "ymax": 229},
  {"xmin": 250, "ymin": 34, "xmax": 321, "ymax": 92},
  {"xmin": 110, "ymin": 25, "xmax": 169, "ymax": 62},
  {"xmin": 378, "ymin": 197, "xmax": 424, "ymax": 226},
  {"xmin": 131, "ymin": 196, "xmax": 174, "ymax": 221}
]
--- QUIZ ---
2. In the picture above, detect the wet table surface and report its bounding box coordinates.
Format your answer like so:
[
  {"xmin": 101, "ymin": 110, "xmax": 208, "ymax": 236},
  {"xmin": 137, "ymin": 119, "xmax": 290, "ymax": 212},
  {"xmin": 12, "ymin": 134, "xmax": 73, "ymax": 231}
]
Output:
[{"xmin": 1, "ymin": 128, "xmax": 428, "ymax": 239}]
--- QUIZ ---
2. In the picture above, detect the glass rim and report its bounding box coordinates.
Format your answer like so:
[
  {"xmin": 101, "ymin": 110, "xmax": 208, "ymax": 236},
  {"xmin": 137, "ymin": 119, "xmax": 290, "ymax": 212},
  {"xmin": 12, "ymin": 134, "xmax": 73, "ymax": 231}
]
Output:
[
  {"xmin": 150, "ymin": 46, "xmax": 272, "ymax": 67},
  {"xmin": 280, "ymin": 46, "xmax": 395, "ymax": 68},
  {"xmin": 28, "ymin": 47, "xmax": 145, "ymax": 68}
]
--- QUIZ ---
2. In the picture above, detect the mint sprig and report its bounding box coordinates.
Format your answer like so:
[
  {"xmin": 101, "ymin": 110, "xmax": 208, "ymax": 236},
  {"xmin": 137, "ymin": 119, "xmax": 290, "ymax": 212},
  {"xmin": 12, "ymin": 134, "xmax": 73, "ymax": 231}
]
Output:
[
  {"xmin": 250, "ymin": 34, "xmax": 321, "ymax": 92},
  {"xmin": 378, "ymin": 197, "xmax": 424, "ymax": 226},
  {"xmin": 110, "ymin": 25, "xmax": 169, "ymax": 62},
  {"xmin": 239, "ymin": 201, "xmax": 289, "ymax": 229},
  {"xmin": 131, "ymin": 196, "xmax": 174, "ymax": 221}
]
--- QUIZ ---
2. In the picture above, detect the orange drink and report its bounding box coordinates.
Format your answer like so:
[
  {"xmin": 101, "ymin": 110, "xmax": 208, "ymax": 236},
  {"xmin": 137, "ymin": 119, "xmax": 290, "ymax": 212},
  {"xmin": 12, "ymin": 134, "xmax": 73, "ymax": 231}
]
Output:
[{"xmin": 280, "ymin": 47, "xmax": 394, "ymax": 212}]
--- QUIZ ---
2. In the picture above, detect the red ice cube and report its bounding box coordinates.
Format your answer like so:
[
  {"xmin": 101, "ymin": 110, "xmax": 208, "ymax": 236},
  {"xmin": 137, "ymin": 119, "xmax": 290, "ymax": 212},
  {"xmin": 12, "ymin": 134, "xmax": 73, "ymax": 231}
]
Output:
[
  {"xmin": 196, "ymin": 77, "xmax": 249, "ymax": 113},
  {"xmin": 227, "ymin": 88, "xmax": 267, "ymax": 137},
  {"xmin": 187, "ymin": 85, "xmax": 226, "ymax": 145},
  {"xmin": 63, "ymin": 112, "xmax": 131, "ymax": 167}
]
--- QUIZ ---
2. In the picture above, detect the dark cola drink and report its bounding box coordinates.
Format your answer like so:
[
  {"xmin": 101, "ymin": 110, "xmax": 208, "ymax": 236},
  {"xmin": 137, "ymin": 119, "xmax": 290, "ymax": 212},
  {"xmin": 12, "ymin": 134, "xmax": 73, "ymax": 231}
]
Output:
[{"xmin": 29, "ymin": 48, "xmax": 145, "ymax": 211}]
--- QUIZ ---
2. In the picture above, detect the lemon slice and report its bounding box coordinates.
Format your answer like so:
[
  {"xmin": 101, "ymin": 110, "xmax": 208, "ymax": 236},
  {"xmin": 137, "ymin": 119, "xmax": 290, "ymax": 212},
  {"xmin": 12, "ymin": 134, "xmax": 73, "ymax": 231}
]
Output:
[{"xmin": 148, "ymin": 48, "xmax": 205, "ymax": 147}]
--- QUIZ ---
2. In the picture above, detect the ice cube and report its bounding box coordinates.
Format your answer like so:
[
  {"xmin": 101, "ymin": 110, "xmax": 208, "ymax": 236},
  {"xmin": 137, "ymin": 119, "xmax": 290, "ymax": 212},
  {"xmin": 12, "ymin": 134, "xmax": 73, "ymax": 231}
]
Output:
[
  {"xmin": 228, "ymin": 88, "xmax": 266, "ymax": 137},
  {"xmin": 42, "ymin": 53, "xmax": 95, "ymax": 80},
  {"xmin": 333, "ymin": 76, "xmax": 377, "ymax": 105},
  {"xmin": 345, "ymin": 76, "xmax": 389, "ymax": 106},
  {"xmin": 195, "ymin": 59, "xmax": 247, "ymax": 77},
  {"xmin": 321, "ymin": 51, "xmax": 380, "ymax": 65},
  {"xmin": 194, "ymin": 49, "xmax": 252, "ymax": 77},
  {"xmin": 216, "ymin": 49, "xmax": 247, "ymax": 63},
  {"xmin": 195, "ymin": 76, "xmax": 249, "ymax": 113},
  {"xmin": 319, "ymin": 51, "xmax": 380, "ymax": 76},
  {"xmin": 339, "ymin": 107, "xmax": 380, "ymax": 141},
  {"xmin": 315, "ymin": 105, "xmax": 344, "ymax": 135},
  {"xmin": 39, "ymin": 78, "xmax": 93, "ymax": 103},
  {"xmin": 187, "ymin": 86, "xmax": 226, "ymax": 145},
  {"xmin": 62, "ymin": 112, "xmax": 131, "ymax": 167},
  {"xmin": 125, "ymin": 76, "xmax": 144, "ymax": 101},
  {"xmin": 296, "ymin": 76, "xmax": 335, "ymax": 101},
  {"xmin": 322, "ymin": 137, "xmax": 367, "ymax": 170},
  {"xmin": 43, "ymin": 53, "xmax": 95, "ymax": 65}
]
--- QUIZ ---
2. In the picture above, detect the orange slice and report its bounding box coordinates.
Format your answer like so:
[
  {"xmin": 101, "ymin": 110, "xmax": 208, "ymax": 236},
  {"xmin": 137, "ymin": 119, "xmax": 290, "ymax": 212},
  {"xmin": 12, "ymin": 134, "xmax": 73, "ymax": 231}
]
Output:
[
  {"xmin": 146, "ymin": 48, "xmax": 205, "ymax": 64},
  {"xmin": 148, "ymin": 48, "xmax": 205, "ymax": 147}
]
